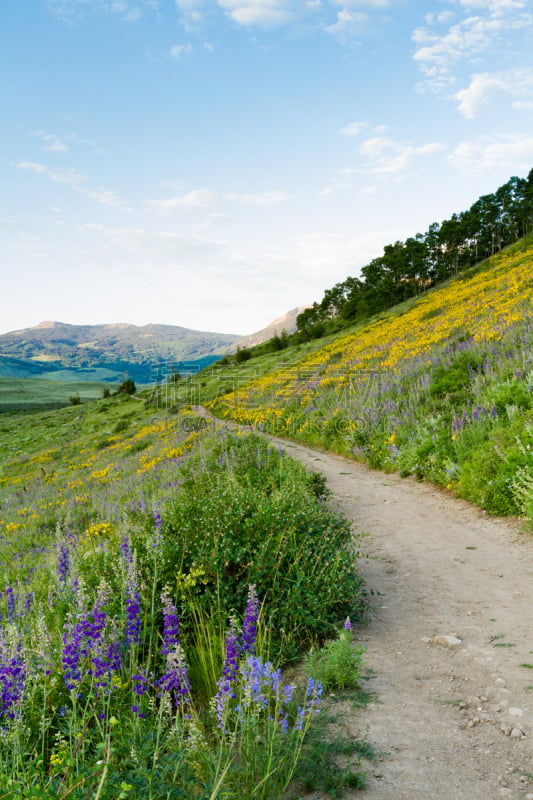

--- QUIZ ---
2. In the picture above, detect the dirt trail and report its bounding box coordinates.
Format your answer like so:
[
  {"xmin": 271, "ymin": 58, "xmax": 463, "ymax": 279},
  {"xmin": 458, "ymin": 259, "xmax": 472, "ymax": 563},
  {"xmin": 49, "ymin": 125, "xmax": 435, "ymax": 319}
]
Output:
[
  {"xmin": 278, "ymin": 438, "xmax": 533, "ymax": 800},
  {"xmin": 194, "ymin": 410, "xmax": 533, "ymax": 798}
]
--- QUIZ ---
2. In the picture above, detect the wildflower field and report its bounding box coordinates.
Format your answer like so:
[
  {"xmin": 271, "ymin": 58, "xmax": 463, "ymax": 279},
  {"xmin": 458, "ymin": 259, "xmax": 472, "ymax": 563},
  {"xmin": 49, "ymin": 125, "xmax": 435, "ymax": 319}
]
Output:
[
  {"xmin": 0, "ymin": 396, "xmax": 365, "ymax": 798},
  {"xmin": 208, "ymin": 234, "xmax": 533, "ymax": 519},
  {"xmin": 3, "ymin": 225, "xmax": 533, "ymax": 798}
]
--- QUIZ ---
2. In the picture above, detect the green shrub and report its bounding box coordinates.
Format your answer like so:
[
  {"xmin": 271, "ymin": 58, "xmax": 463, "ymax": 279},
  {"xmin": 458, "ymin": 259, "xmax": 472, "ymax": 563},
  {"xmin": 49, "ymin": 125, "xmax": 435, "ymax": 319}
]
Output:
[
  {"xmin": 456, "ymin": 414, "xmax": 533, "ymax": 514},
  {"xmin": 304, "ymin": 623, "xmax": 365, "ymax": 691},
  {"xmin": 113, "ymin": 419, "xmax": 129, "ymax": 433},
  {"xmin": 153, "ymin": 433, "xmax": 364, "ymax": 662},
  {"xmin": 429, "ymin": 351, "xmax": 483, "ymax": 403}
]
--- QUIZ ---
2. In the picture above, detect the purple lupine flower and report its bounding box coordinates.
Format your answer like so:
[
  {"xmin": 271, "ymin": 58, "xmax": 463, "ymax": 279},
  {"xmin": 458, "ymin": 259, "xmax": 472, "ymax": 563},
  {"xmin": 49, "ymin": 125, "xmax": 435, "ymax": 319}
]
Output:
[
  {"xmin": 5, "ymin": 586, "xmax": 16, "ymax": 622},
  {"xmin": 215, "ymin": 621, "xmax": 241, "ymax": 728},
  {"xmin": 131, "ymin": 672, "xmax": 148, "ymax": 716},
  {"xmin": 125, "ymin": 588, "xmax": 141, "ymax": 647},
  {"xmin": 92, "ymin": 638, "xmax": 122, "ymax": 691},
  {"xmin": 61, "ymin": 590, "xmax": 109, "ymax": 690},
  {"xmin": 343, "ymin": 616, "xmax": 352, "ymax": 631},
  {"xmin": 237, "ymin": 655, "xmax": 288, "ymax": 721},
  {"xmin": 121, "ymin": 535, "xmax": 141, "ymax": 647},
  {"xmin": 295, "ymin": 677, "xmax": 323, "ymax": 731},
  {"xmin": 158, "ymin": 644, "xmax": 191, "ymax": 707},
  {"xmin": 61, "ymin": 621, "xmax": 83, "ymax": 690},
  {"xmin": 239, "ymin": 656, "xmax": 270, "ymax": 710},
  {"xmin": 120, "ymin": 535, "xmax": 133, "ymax": 565},
  {"xmin": 57, "ymin": 542, "xmax": 70, "ymax": 585},
  {"xmin": 294, "ymin": 706, "xmax": 305, "ymax": 731},
  {"xmin": 0, "ymin": 645, "xmax": 25, "ymax": 720},
  {"xmin": 161, "ymin": 589, "xmax": 179, "ymax": 656},
  {"xmin": 152, "ymin": 510, "xmax": 163, "ymax": 551},
  {"xmin": 132, "ymin": 671, "xmax": 149, "ymax": 696},
  {"xmin": 241, "ymin": 584, "xmax": 259, "ymax": 656}
]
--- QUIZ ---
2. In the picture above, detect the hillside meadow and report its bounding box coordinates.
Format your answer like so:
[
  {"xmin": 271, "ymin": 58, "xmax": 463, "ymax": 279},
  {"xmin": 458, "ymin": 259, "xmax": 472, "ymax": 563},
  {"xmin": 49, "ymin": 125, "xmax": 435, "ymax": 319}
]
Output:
[
  {"xmin": 0, "ymin": 395, "xmax": 367, "ymax": 798},
  {"xmin": 199, "ymin": 235, "xmax": 533, "ymax": 520}
]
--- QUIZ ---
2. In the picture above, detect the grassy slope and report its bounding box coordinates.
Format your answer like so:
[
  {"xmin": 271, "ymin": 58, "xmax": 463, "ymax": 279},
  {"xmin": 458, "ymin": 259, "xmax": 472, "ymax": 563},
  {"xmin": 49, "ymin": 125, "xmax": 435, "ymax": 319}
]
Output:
[
  {"xmin": 0, "ymin": 376, "xmax": 108, "ymax": 412},
  {"xmin": 165, "ymin": 234, "xmax": 533, "ymax": 520}
]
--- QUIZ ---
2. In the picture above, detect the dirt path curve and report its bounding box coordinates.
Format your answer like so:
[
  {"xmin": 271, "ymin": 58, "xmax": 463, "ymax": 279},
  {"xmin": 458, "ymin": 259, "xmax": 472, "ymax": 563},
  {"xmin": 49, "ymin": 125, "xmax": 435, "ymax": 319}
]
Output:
[
  {"xmin": 193, "ymin": 410, "xmax": 533, "ymax": 799},
  {"xmin": 279, "ymin": 439, "xmax": 533, "ymax": 800}
]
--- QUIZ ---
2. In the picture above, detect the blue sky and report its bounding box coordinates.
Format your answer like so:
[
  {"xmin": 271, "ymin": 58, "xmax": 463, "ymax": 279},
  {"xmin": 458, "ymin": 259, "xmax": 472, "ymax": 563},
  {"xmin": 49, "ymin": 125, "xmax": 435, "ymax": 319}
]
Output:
[{"xmin": 2, "ymin": 0, "xmax": 533, "ymax": 335}]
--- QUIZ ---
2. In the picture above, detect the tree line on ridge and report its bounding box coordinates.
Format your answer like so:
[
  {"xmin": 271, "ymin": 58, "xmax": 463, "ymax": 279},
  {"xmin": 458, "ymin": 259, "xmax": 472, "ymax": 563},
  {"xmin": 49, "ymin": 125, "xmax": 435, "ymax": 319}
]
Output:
[{"xmin": 294, "ymin": 168, "xmax": 533, "ymax": 342}]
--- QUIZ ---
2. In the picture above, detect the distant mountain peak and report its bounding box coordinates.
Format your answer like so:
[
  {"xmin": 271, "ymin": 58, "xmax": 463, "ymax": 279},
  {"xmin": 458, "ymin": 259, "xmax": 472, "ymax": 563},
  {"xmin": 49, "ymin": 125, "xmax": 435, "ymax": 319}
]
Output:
[{"xmin": 237, "ymin": 306, "xmax": 308, "ymax": 349}]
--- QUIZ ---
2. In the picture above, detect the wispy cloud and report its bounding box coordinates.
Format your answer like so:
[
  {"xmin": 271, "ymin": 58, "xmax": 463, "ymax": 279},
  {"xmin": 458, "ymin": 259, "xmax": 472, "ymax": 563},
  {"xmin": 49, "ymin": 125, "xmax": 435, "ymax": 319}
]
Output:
[
  {"xmin": 170, "ymin": 43, "xmax": 194, "ymax": 58},
  {"xmin": 455, "ymin": 67, "xmax": 533, "ymax": 117},
  {"xmin": 17, "ymin": 161, "xmax": 132, "ymax": 211},
  {"xmin": 358, "ymin": 136, "xmax": 444, "ymax": 176},
  {"xmin": 217, "ymin": 0, "xmax": 294, "ymax": 28},
  {"xmin": 150, "ymin": 187, "xmax": 290, "ymax": 214},
  {"xmin": 325, "ymin": 10, "xmax": 368, "ymax": 42},
  {"xmin": 413, "ymin": 1, "xmax": 533, "ymax": 91},
  {"xmin": 226, "ymin": 190, "xmax": 290, "ymax": 205},
  {"xmin": 46, "ymin": 0, "xmax": 155, "ymax": 24},
  {"xmin": 339, "ymin": 120, "xmax": 368, "ymax": 137},
  {"xmin": 449, "ymin": 132, "xmax": 533, "ymax": 175},
  {"xmin": 33, "ymin": 131, "xmax": 69, "ymax": 153},
  {"xmin": 174, "ymin": 0, "xmax": 204, "ymax": 30},
  {"xmin": 151, "ymin": 188, "xmax": 217, "ymax": 213}
]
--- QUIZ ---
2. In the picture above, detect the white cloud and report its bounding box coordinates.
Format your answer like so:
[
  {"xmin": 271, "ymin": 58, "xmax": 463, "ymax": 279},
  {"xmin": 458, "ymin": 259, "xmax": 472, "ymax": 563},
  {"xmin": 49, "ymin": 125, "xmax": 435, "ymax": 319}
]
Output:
[
  {"xmin": 413, "ymin": 2, "xmax": 533, "ymax": 91},
  {"xmin": 170, "ymin": 43, "xmax": 194, "ymax": 58},
  {"xmin": 174, "ymin": 0, "xmax": 204, "ymax": 29},
  {"xmin": 33, "ymin": 131, "xmax": 69, "ymax": 153},
  {"xmin": 455, "ymin": 67, "xmax": 533, "ymax": 117},
  {"xmin": 424, "ymin": 11, "xmax": 454, "ymax": 25},
  {"xmin": 151, "ymin": 187, "xmax": 289, "ymax": 214},
  {"xmin": 217, "ymin": 0, "xmax": 293, "ymax": 27},
  {"xmin": 86, "ymin": 188, "xmax": 132, "ymax": 210},
  {"xmin": 226, "ymin": 190, "xmax": 290, "ymax": 205},
  {"xmin": 457, "ymin": 0, "xmax": 526, "ymax": 12},
  {"xmin": 325, "ymin": 9, "xmax": 368, "ymax": 41},
  {"xmin": 449, "ymin": 132, "xmax": 533, "ymax": 175},
  {"xmin": 339, "ymin": 120, "xmax": 368, "ymax": 137},
  {"xmin": 17, "ymin": 161, "xmax": 132, "ymax": 211},
  {"xmin": 152, "ymin": 188, "xmax": 217, "ymax": 213},
  {"xmin": 47, "ymin": 0, "xmax": 152, "ymax": 23},
  {"xmin": 358, "ymin": 136, "xmax": 445, "ymax": 176},
  {"xmin": 17, "ymin": 161, "xmax": 83, "ymax": 185}
]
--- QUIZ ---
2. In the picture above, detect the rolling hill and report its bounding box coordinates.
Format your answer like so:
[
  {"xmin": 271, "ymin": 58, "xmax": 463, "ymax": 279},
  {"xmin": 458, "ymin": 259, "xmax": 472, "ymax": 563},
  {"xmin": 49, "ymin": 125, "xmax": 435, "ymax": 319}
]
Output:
[{"xmin": 0, "ymin": 321, "xmax": 241, "ymax": 384}]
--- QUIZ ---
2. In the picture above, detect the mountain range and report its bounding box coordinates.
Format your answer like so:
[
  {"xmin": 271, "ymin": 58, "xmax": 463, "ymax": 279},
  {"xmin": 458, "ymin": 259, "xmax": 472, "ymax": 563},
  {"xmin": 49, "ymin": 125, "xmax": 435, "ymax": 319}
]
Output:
[{"xmin": 0, "ymin": 310, "xmax": 304, "ymax": 385}]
